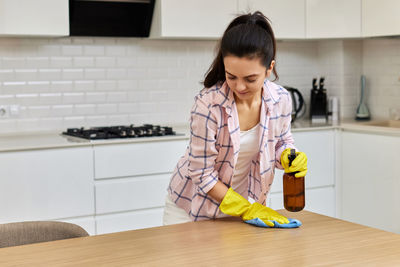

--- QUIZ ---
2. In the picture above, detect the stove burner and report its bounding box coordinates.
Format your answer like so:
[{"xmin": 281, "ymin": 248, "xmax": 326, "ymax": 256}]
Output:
[{"xmin": 63, "ymin": 124, "xmax": 176, "ymax": 140}]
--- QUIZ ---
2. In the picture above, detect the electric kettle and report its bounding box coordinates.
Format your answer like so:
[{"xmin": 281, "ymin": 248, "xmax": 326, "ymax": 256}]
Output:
[{"xmin": 284, "ymin": 86, "xmax": 305, "ymax": 122}]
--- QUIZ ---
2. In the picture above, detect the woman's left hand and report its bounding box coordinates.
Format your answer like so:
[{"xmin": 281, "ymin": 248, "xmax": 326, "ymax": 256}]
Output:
[{"xmin": 281, "ymin": 148, "xmax": 308, "ymax": 178}]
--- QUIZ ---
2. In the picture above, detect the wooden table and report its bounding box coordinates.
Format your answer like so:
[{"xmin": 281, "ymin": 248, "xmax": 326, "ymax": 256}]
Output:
[{"xmin": 0, "ymin": 210, "xmax": 399, "ymax": 266}]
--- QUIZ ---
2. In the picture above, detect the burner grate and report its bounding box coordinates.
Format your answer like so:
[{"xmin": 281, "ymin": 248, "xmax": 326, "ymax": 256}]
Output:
[{"xmin": 63, "ymin": 124, "xmax": 176, "ymax": 140}]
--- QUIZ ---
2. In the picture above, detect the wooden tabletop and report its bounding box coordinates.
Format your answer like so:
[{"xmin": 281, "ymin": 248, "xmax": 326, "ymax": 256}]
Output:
[{"xmin": 0, "ymin": 210, "xmax": 399, "ymax": 266}]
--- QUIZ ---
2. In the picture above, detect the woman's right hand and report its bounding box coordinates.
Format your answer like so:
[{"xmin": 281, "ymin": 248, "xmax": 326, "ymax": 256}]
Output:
[{"xmin": 219, "ymin": 188, "xmax": 289, "ymax": 227}]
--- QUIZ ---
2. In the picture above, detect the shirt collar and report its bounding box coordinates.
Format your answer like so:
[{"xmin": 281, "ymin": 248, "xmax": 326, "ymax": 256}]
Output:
[{"xmin": 216, "ymin": 79, "xmax": 281, "ymax": 115}]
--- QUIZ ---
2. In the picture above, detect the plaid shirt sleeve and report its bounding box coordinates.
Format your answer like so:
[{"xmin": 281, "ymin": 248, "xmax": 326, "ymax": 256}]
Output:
[
  {"xmin": 275, "ymin": 90, "xmax": 296, "ymax": 169},
  {"xmin": 187, "ymin": 96, "xmax": 220, "ymax": 195}
]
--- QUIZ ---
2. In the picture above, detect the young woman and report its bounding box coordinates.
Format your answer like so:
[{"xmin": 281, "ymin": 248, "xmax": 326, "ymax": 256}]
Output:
[{"xmin": 163, "ymin": 11, "xmax": 308, "ymax": 227}]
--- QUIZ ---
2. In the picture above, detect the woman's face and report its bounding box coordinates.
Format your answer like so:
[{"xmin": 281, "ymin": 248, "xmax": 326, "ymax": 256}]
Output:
[{"xmin": 223, "ymin": 55, "xmax": 274, "ymax": 102}]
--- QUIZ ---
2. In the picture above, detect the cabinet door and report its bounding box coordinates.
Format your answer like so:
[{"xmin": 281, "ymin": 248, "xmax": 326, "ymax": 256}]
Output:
[
  {"xmin": 269, "ymin": 187, "xmax": 335, "ymax": 217},
  {"xmin": 96, "ymin": 173, "xmax": 170, "ymax": 214},
  {"xmin": 0, "ymin": 147, "xmax": 94, "ymax": 223},
  {"xmin": 293, "ymin": 130, "xmax": 335, "ymax": 188},
  {"xmin": 0, "ymin": 0, "xmax": 69, "ymax": 36},
  {"xmin": 270, "ymin": 129, "xmax": 335, "ymax": 194},
  {"xmin": 238, "ymin": 0, "xmax": 306, "ymax": 39},
  {"xmin": 341, "ymin": 131, "xmax": 400, "ymax": 234},
  {"xmin": 306, "ymin": 0, "xmax": 361, "ymax": 38},
  {"xmin": 150, "ymin": 0, "xmax": 237, "ymax": 38},
  {"xmin": 94, "ymin": 140, "xmax": 187, "ymax": 179},
  {"xmin": 362, "ymin": 0, "xmax": 400, "ymax": 37}
]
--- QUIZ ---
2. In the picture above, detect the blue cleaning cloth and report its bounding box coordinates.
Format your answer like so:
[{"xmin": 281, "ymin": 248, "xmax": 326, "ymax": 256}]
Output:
[{"xmin": 245, "ymin": 218, "xmax": 302, "ymax": 228}]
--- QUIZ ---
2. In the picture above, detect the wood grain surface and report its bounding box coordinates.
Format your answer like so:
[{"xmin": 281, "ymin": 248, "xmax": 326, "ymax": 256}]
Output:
[{"xmin": 0, "ymin": 210, "xmax": 399, "ymax": 266}]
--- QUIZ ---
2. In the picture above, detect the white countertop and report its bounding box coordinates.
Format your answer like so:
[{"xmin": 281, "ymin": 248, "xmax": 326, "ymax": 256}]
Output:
[{"xmin": 0, "ymin": 119, "xmax": 399, "ymax": 152}]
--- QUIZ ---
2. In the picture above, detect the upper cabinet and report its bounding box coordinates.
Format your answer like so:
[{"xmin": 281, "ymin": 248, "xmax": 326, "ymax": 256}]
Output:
[
  {"xmin": 150, "ymin": 0, "xmax": 237, "ymax": 39},
  {"xmin": 0, "ymin": 0, "xmax": 69, "ymax": 36},
  {"xmin": 238, "ymin": 0, "xmax": 306, "ymax": 39},
  {"xmin": 362, "ymin": 0, "xmax": 400, "ymax": 37},
  {"xmin": 306, "ymin": 0, "xmax": 361, "ymax": 38}
]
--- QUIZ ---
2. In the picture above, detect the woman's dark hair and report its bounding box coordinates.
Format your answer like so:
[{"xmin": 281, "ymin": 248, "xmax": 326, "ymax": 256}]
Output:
[{"xmin": 203, "ymin": 11, "xmax": 278, "ymax": 88}]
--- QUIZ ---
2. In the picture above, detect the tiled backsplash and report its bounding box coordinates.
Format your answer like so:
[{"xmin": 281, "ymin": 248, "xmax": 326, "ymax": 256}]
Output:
[{"xmin": 0, "ymin": 37, "xmax": 399, "ymax": 133}]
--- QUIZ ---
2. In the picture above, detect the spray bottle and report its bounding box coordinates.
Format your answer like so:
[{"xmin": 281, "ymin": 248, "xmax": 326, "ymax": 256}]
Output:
[{"xmin": 283, "ymin": 149, "xmax": 305, "ymax": 212}]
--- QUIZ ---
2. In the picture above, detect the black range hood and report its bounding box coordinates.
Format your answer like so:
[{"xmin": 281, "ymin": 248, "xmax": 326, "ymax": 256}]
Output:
[{"xmin": 69, "ymin": 0, "xmax": 155, "ymax": 37}]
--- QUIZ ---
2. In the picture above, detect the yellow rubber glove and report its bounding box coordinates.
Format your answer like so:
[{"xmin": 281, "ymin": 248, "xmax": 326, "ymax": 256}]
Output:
[
  {"xmin": 219, "ymin": 187, "xmax": 289, "ymax": 227},
  {"xmin": 281, "ymin": 148, "xmax": 308, "ymax": 178}
]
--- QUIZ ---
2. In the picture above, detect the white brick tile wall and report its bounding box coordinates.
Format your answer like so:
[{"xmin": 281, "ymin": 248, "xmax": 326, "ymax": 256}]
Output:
[
  {"xmin": 40, "ymin": 93, "xmax": 62, "ymax": 104},
  {"xmin": 26, "ymin": 57, "xmax": 49, "ymax": 68},
  {"xmin": 63, "ymin": 92, "xmax": 85, "ymax": 104},
  {"xmin": 74, "ymin": 80, "xmax": 95, "ymax": 91},
  {"xmin": 0, "ymin": 70, "xmax": 14, "ymax": 80},
  {"xmin": 0, "ymin": 36, "xmax": 398, "ymax": 133},
  {"xmin": 96, "ymin": 103, "xmax": 118, "ymax": 114},
  {"xmin": 27, "ymin": 105, "xmax": 51, "ymax": 117},
  {"xmin": 73, "ymin": 57, "xmax": 95, "ymax": 67},
  {"xmin": 96, "ymin": 80, "xmax": 117, "ymax": 91},
  {"xmin": 62, "ymin": 45, "xmax": 83, "ymax": 56},
  {"xmin": 15, "ymin": 69, "xmax": 37, "ymax": 80},
  {"xmin": 95, "ymin": 57, "xmax": 116, "ymax": 68},
  {"xmin": 52, "ymin": 104, "xmax": 73, "ymax": 116},
  {"xmin": 62, "ymin": 69, "xmax": 84, "ymax": 80},
  {"xmin": 85, "ymin": 92, "xmax": 106, "ymax": 103},
  {"xmin": 51, "ymin": 81, "xmax": 73, "ymax": 92},
  {"xmin": 85, "ymin": 68, "xmax": 106, "ymax": 80},
  {"xmin": 51, "ymin": 57, "xmax": 73, "ymax": 68},
  {"xmin": 63, "ymin": 116, "xmax": 86, "ymax": 128},
  {"xmin": 75, "ymin": 104, "xmax": 96, "ymax": 115},
  {"xmin": 26, "ymin": 81, "xmax": 50, "ymax": 93},
  {"xmin": 84, "ymin": 45, "xmax": 105, "ymax": 56}
]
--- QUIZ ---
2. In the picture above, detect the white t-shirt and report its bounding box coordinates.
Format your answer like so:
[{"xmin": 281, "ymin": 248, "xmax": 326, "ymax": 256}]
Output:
[{"xmin": 231, "ymin": 124, "xmax": 259, "ymax": 199}]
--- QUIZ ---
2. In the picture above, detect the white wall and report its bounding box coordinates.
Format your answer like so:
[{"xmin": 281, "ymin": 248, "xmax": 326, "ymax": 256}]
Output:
[
  {"xmin": 363, "ymin": 39, "xmax": 400, "ymax": 119},
  {"xmin": 0, "ymin": 36, "xmax": 398, "ymax": 134}
]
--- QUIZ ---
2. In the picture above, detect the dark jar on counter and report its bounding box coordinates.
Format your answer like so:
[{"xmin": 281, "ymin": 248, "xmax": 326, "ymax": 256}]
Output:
[{"xmin": 283, "ymin": 149, "xmax": 305, "ymax": 212}]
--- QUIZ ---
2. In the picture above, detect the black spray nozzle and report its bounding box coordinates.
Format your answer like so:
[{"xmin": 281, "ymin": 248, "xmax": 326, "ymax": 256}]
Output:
[{"xmin": 288, "ymin": 149, "xmax": 296, "ymax": 167}]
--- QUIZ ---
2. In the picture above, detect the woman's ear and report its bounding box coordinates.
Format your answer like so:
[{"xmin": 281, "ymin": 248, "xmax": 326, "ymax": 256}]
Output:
[{"xmin": 266, "ymin": 60, "xmax": 275, "ymax": 77}]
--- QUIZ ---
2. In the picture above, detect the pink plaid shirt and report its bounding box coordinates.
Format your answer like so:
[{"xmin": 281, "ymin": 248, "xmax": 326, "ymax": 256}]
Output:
[{"xmin": 168, "ymin": 79, "xmax": 296, "ymax": 221}]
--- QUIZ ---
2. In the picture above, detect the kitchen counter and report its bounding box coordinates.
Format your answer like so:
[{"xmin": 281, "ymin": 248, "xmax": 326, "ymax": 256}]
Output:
[
  {"xmin": 1, "ymin": 119, "xmax": 399, "ymax": 152},
  {"xmin": 0, "ymin": 210, "xmax": 399, "ymax": 266}
]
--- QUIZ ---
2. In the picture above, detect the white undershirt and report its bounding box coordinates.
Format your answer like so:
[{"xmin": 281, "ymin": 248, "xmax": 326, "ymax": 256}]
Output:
[{"xmin": 231, "ymin": 124, "xmax": 259, "ymax": 199}]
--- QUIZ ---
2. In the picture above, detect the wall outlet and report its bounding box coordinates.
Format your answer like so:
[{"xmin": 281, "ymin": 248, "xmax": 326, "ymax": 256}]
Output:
[{"xmin": 0, "ymin": 105, "xmax": 20, "ymax": 119}]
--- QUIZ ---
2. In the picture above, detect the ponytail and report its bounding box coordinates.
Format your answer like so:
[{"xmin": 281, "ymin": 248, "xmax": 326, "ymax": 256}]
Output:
[{"xmin": 203, "ymin": 11, "xmax": 278, "ymax": 88}]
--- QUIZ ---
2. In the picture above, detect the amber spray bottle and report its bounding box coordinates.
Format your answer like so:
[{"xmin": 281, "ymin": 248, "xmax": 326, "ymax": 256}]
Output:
[{"xmin": 283, "ymin": 149, "xmax": 305, "ymax": 212}]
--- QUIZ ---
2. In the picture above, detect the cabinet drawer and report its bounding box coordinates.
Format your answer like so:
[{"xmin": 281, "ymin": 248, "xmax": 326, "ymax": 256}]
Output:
[
  {"xmin": 94, "ymin": 140, "xmax": 187, "ymax": 179},
  {"xmin": 96, "ymin": 208, "xmax": 164, "ymax": 234},
  {"xmin": 0, "ymin": 147, "xmax": 94, "ymax": 223},
  {"xmin": 96, "ymin": 173, "xmax": 170, "ymax": 214},
  {"xmin": 269, "ymin": 186, "xmax": 335, "ymax": 217}
]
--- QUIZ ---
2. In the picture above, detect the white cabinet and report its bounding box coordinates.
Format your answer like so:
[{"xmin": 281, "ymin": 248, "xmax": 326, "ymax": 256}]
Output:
[
  {"xmin": 0, "ymin": 147, "xmax": 94, "ymax": 232},
  {"xmin": 306, "ymin": 0, "xmax": 361, "ymax": 38},
  {"xmin": 269, "ymin": 129, "xmax": 336, "ymax": 217},
  {"xmin": 270, "ymin": 187, "xmax": 335, "ymax": 217},
  {"xmin": 238, "ymin": 0, "xmax": 306, "ymax": 39},
  {"xmin": 150, "ymin": 0, "xmax": 237, "ymax": 39},
  {"xmin": 94, "ymin": 139, "xmax": 187, "ymax": 234},
  {"xmin": 362, "ymin": 0, "xmax": 400, "ymax": 37},
  {"xmin": 94, "ymin": 140, "xmax": 187, "ymax": 179},
  {"xmin": 341, "ymin": 131, "xmax": 400, "ymax": 234},
  {"xmin": 96, "ymin": 173, "xmax": 170, "ymax": 214},
  {"xmin": 0, "ymin": 0, "xmax": 69, "ymax": 36}
]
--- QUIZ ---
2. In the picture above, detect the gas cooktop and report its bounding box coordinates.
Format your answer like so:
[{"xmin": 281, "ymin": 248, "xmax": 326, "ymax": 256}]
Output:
[{"xmin": 62, "ymin": 124, "xmax": 177, "ymax": 140}]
